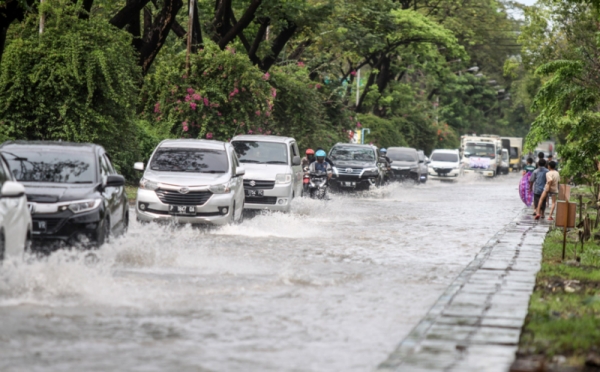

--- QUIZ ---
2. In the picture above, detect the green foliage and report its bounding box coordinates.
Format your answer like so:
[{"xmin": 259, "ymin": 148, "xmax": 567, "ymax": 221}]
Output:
[
  {"xmin": 0, "ymin": 0, "xmax": 141, "ymax": 177},
  {"xmin": 359, "ymin": 114, "xmax": 406, "ymax": 148}
]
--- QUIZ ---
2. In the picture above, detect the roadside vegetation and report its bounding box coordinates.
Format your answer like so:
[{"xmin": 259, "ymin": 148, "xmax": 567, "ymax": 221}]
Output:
[{"xmin": 0, "ymin": 0, "xmax": 532, "ymax": 182}]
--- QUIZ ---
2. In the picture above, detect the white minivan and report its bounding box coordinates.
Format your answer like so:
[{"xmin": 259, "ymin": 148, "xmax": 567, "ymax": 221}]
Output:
[
  {"xmin": 428, "ymin": 149, "xmax": 462, "ymax": 180},
  {"xmin": 231, "ymin": 135, "xmax": 303, "ymax": 212}
]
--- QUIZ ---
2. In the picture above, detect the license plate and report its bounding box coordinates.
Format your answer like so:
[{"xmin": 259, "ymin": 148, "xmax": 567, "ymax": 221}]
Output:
[
  {"xmin": 342, "ymin": 182, "xmax": 356, "ymax": 187},
  {"xmin": 34, "ymin": 220, "xmax": 47, "ymax": 232},
  {"xmin": 169, "ymin": 205, "xmax": 196, "ymax": 215},
  {"xmin": 245, "ymin": 190, "xmax": 264, "ymax": 197}
]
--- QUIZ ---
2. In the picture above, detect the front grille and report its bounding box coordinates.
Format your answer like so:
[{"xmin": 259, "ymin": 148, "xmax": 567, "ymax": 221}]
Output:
[
  {"xmin": 33, "ymin": 218, "xmax": 64, "ymax": 233},
  {"xmin": 336, "ymin": 168, "xmax": 363, "ymax": 175},
  {"xmin": 243, "ymin": 180, "xmax": 275, "ymax": 190},
  {"xmin": 336, "ymin": 175, "xmax": 364, "ymax": 182},
  {"xmin": 245, "ymin": 196, "xmax": 277, "ymax": 205},
  {"xmin": 392, "ymin": 169, "xmax": 411, "ymax": 176},
  {"xmin": 434, "ymin": 168, "xmax": 452, "ymax": 175},
  {"xmin": 155, "ymin": 189, "xmax": 212, "ymax": 206}
]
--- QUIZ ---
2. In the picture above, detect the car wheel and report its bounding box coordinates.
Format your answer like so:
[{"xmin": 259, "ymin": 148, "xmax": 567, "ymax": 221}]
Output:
[
  {"xmin": 236, "ymin": 202, "xmax": 245, "ymax": 225},
  {"xmin": 24, "ymin": 229, "xmax": 32, "ymax": 253},
  {"xmin": 98, "ymin": 218, "xmax": 110, "ymax": 247},
  {"xmin": 123, "ymin": 211, "xmax": 129, "ymax": 234},
  {"xmin": 229, "ymin": 202, "xmax": 236, "ymax": 225}
]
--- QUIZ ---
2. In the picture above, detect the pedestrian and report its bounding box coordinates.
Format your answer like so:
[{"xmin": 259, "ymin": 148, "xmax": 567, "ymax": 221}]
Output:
[
  {"xmin": 535, "ymin": 152, "xmax": 545, "ymax": 168},
  {"xmin": 523, "ymin": 157, "xmax": 535, "ymax": 174},
  {"xmin": 533, "ymin": 159, "xmax": 549, "ymax": 220},
  {"xmin": 519, "ymin": 158, "xmax": 536, "ymax": 207},
  {"xmin": 535, "ymin": 161, "xmax": 560, "ymax": 221}
]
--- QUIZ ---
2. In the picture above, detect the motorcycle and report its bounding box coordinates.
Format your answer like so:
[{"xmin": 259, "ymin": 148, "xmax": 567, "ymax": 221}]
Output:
[
  {"xmin": 308, "ymin": 171, "xmax": 329, "ymax": 199},
  {"xmin": 302, "ymin": 167, "xmax": 310, "ymax": 196}
]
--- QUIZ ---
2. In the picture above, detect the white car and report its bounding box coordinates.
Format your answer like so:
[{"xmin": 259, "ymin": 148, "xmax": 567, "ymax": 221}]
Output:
[
  {"xmin": 134, "ymin": 139, "xmax": 246, "ymax": 225},
  {"xmin": 0, "ymin": 154, "xmax": 32, "ymax": 260},
  {"xmin": 428, "ymin": 149, "xmax": 462, "ymax": 180}
]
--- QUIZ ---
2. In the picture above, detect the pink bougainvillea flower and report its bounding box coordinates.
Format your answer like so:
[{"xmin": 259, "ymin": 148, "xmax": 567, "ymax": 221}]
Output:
[
  {"xmin": 218, "ymin": 65, "xmax": 223, "ymax": 70},
  {"xmin": 257, "ymin": 128, "xmax": 263, "ymax": 133},
  {"xmin": 185, "ymin": 95, "xmax": 192, "ymax": 102},
  {"xmin": 153, "ymin": 102, "xmax": 160, "ymax": 113},
  {"xmin": 316, "ymin": 83, "xmax": 322, "ymax": 89},
  {"xmin": 242, "ymin": 87, "xmax": 246, "ymax": 92},
  {"xmin": 156, "ymin": 116, "xmax": 161, "ymax": 121},
  {"xmin": 350, "ymin": 70, "xmax": 357, "ymax": 77},
  {"xmin": 271, "ymin": 87, "xmax": 277, "ymax": 98},
  {"xmin": 240, "ymin": 122, "xmax": 245, "ymax": 127},
  {"xmin": 248, "ymin": 130, "xmax": 253, "ymax": 134},
  {"xmin": 356, "ymin": 122, "xmax": 362, "ymax": 128},
  {"xmin": 262, "ymin": 72, "xmax": 270, "ymax": 81},
  {"xmin": 187, "ymin": 88, "xmax": 194, "ymax": 94},
  {"xmin": 297, "ymin": 61, "xmax": 305, "ymax": 67},
  {"xmin": 203, "ymin": 97, "xmax": 209, "ymax": 107},
  {"xmin": 266, "ymin": 130, "xmax": 272, "ymax": 135},
  {"xmin": 182, "ymin": 75, "xmax": 188, "ymax": 79},
  {"xmin": 190, "ymin": 102, "xmax": 197, "ymax": 110},
  {"xmin": 233, "ymin": 119, "xmax": 237, "ymax": 124},
  {"xmin": 206, "ymin": 132, "xmax": 213, "ymax": 139},
  {"xmin": 183, "ymin": 126, "xmax": 189, "ymax": 132},
  {"xmin": 192, "ymin": 93, "xmax": 201, "ymax": 101},
  {"xmin": 217, "ymin": 111, "xmax": 222, "ymax": 116},
  {"xmin": 265, "ymin": 111, "xmax": 271, "ymax": 117},
  {"xmin": 203, "ymin": 71, "xmax": 208, "ymax": 76},
  {"xmin": 255, "ymin": 110, "xmax": 261, "ymax": 116},
  {"xmin": 177, "ymin": 99, "xmax": 182, "ymax": 104}
]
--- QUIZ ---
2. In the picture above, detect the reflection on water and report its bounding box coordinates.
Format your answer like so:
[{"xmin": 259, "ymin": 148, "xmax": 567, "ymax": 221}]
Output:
[{"xmin": 0, "ymin": 174, "xmax": 523, "ymax": 372}]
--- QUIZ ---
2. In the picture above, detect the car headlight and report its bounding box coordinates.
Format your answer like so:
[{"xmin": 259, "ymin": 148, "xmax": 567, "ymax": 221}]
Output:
[
  {"xmin": 139, "ymin": 177, "xmax": 159, "ymax": 190},
  {"xmin": 67, "ymin": 199, "xmax": 102, "ymax": 214},
  {"xmin": 276, "ymin": 174, "xmax": 292, "ymax": 184},
  {"xmin": 209, "ymin": 182, "xmax": 231, "ymax": 194}
]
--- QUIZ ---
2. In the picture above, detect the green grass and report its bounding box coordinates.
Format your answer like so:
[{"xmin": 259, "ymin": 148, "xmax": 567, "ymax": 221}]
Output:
[
  {"xmin": 519, "ymin": 215, "xmax": 600, "ymax": 366},
  {"xmin": 125, "ymin": 185, "xmax": 137, "ymax": 202}
]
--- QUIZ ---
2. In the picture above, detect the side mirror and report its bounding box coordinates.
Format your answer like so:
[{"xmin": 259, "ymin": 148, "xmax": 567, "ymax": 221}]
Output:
[
  {"xmin": 106, "ymin": 174, "xmax": 126, "ymax": 187},
  {"xmin": 134, "ymin": 162, "xmax": 144, "ymax": 171},
  {"xmin": 235, "ymin": 167, "xmax": 246, "ymax": 177},
  {"xmin": 426, "ymin": 160, "xmax": 431, "ymax": 164},
  {"xmin": 292, "ymin": 155, "xmax": 301, "ymax": 166},
  {"xmin": 1, "ymin": 181, "xmax": 25, "ymax": 198},
  {"xmin": 419, "ymin": 159, "xmax": 424, "ymax": 163}
]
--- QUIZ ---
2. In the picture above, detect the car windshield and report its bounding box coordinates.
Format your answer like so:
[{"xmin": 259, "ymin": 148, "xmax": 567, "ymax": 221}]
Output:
[
  {"xmin": 232, "ymin": 141, "xmax": 288, "ymax": 164},
  {"xmin": 330, "ymin": 146, "xmax": 375, "ymax": 161},
  {"xmin": 3, "ymin": 149, "xmax": 96, "ymax": 183},
  {"xmin": 150, "ymin": 148, "xmax": 228, "ymax": 173},
  {"xmin": 387, "ymin": 150, "xmax": 417, "ymax": 162},
  {"xmin": 510, "ymin": 147, "xmax": 518, "ymax": 158},
  {"xmin": 464, "ymin": 143, "xmax": 496, "ymax": 159},
  {"xmin": 431, "ymin": 153, "xmax": 458, "ymax": 162}
]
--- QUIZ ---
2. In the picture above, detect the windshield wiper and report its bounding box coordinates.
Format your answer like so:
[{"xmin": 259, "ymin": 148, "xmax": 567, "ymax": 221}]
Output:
[
  {"xmin": 1, "ymin": 151, "xmax": 28, "ymax": 161},
  {"xmin": 239, "ymin": 159, "xmax": 262, "ymax": 163},
  {"xmin": 264, "ymin": 161, "xmax": 287, "ymax": 164},
  {"xmin": 200, "ymin": 170, "xmax": 226, "ymax": 173}
]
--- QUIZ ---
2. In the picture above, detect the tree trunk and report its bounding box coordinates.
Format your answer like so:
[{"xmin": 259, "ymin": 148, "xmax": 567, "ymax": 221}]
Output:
[
  {"xmin": 139, "ymin": 0, "xmax": 183, "ymax": 74},
  {"xmin": 247, "ymin": 17, "xmax": 269, "ymax": 64},
  {"xmin": 110, "ymin": 0, "xmax": 153, "ymax": 29},
  {"xmin": 217, "ymin": 0, "xmax": 262, "ymax": 49},
  {"xmin": 259, "ymin": 20, "xmax": 297, "ymax": 72},
  {"xmin": 376, "ymin": 54, "xmax": 391, "ymax": 93}
]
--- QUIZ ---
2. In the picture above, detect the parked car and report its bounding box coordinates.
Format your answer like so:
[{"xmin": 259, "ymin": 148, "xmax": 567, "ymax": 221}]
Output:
[
  {"xmin": 328, "ymin": 143, "xmax": 383, "ymax": 190},
  {"xmin": 500, "ymin": 148, "xmax": 510, "ymax": 175},
  {"xmin": 428, "ymin": 149, "xmax": 462, "ymax": 180},
  {"xmin": 387, "ymin": 147, "xmax": 427, "ymax": 182},
  {"xmin": 0, "ymin": 141, "xmax": 127, "ymax": 250},
  {"xmin": 231, "ymin": 135, "xmax": 303, "ymax": 212},
  {"xmin": 417, "ymin": 150, "xmax": 429, "ymax": 183},
  {"xmin": 135, "ymin": 139, "xmax": 245, "ymax": 225},
  {"xmin": 0, "ymin": 153, "xmax": 32, "ymax": 260}
]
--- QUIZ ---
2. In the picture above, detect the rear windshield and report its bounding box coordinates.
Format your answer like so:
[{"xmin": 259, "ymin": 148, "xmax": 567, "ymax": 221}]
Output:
[
  {"xmin": 3, "ymin": 149, "xmax": 96, "ymax": 183},
  {"xmin": 431, "ymin": 153, "xmax": 458, "ymax": 162},
  {"xmin": 387, "ymin": 150, "xmax": 417, "ymax": 162},
  {"xmin": 150, "ymin": 148, "xmax": 228, "ymax": 173},
  {"xmin": 232, "ymin": 141, "xmax": 288, "ymax": 165},
  {"xmin": 330, "ymin": 146, "xmax": 376, "ymax": 161}
]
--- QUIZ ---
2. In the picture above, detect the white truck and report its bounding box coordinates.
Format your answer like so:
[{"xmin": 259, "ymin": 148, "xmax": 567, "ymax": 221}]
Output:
[
  {"xmin": 460, "ymin": 134, "xmax": 502, "ymax": 177},
  {"xmin": 500, "ymin": 137, "xmax": 523, "ymax": 172}
]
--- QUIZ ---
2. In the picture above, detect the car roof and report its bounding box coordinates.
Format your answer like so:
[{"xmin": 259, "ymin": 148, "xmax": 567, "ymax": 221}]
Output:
[
  {"xmin": 332, "ymin": 143, "xmax": 376, "ymax": 149},
  {"xmin": 231, "ymin": 135, "xmax": 295, "ymax": 144},
  {"xmin": 158, "ymin": 139, "xmax": 227, "ymax": 150},
  {"xmin": 0, "ymin": 140, "xmax": 99, "ymax": 153},
  {"xmin": 387, "ymin": 147, "xmax": 417, "ymax": 152},
  {"xmin": 431, "ymin": 149, "xmax": 459, "ymax": 154}
]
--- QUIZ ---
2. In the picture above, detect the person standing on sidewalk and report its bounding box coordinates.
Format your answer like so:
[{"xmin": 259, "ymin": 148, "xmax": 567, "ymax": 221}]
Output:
[
  {"xmin": 536, "ymin": 161, "xmax": 560, "ymax": 221},
  {"xmin": 533, "ymin": 159, "xmax": 549, "ymax": 220}
]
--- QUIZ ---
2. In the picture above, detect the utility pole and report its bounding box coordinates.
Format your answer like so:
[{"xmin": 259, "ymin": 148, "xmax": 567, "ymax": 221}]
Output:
[
  {"xmin": 356, "ymin": 69, "xmax": 360, "ymax": 107},
  {"xmin": 185, "ymin": 0, "xmax": 195, "ymax": 72},
  {"xmin": 39, "ymin": 0, "xmax": 45, "ymax": 35}
]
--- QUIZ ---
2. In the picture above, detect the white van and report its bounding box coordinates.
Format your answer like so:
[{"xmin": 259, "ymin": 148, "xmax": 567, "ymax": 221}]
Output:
[
  {"xmin": 428, "ymin": 149, "xmax": 462, "ymax": 180},
  {"xmin": 231, "ymin": 135, "xmax": 303, "ymax": 212}
]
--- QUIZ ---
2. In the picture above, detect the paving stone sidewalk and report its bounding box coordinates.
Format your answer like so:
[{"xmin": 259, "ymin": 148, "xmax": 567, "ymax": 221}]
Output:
[{"xmin": 378, "ymin": 209, "xmax": 550, "ymax": 372}]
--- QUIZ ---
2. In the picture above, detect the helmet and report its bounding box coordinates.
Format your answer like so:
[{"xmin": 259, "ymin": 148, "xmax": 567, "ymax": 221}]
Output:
[
  {"xmin": 380, "ymin": 148, "xmax": 387, "ymax": 153},
  {"xmin": 306, "ymin": 148, "xmax": 315, "ymax": 155},
  {"xmin": 315, "ymin": 149, "xmax": 326, "ymax": 160}
]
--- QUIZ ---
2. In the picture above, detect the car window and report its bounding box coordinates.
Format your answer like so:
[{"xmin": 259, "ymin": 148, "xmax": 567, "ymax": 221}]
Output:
[
  {"xmin": 4, "ymin": 149, "xmax": 96, "ymax": 183},
  {"xmin": 150, "ymin": 148, "xmax": 229, "ymax": 173},
  {"xmin": 431, "ymin": 153, "xmax": 459, "ymax": 162},
  {"xmin": 232, "ymin": 141, "xmax": 288, "ymax": 165},
  {"xmin": 230, "ymin": 151, "xmax": 237, "ymax": 174},
  {"xmin": 0, "ymin": 159, "xmax": 9, "ymax": 188},
  {"xmin": 99, "ymin": 155, "xmax": 111, "ymax": 180},
  {"xmin": 103, "ymin": 154, "xmax": 116, "ymax": 174},
  {"xmin": 387, "ymin": 150, "xmax": 417, "ymax": 162},
  {"xmin": 330, "ymin": 146, "xmax": 376, "ymax": 161}
]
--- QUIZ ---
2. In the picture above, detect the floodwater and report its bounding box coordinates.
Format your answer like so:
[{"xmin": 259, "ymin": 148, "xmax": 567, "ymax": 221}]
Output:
[{"xmin": 0, "ymin": 174, "xmax": 524, "ymax": 372}]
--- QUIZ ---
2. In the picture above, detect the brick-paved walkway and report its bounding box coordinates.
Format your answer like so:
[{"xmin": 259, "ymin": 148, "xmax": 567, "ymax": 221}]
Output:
[{"xmin": 378, "ymin": 209, "xmax": 549, "ymax": 372}]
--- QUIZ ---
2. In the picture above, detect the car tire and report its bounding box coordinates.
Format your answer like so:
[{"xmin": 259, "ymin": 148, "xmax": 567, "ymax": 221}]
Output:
[
  {"xmin": 24, "ymin": 229, "xmax": 32, "ymax": 253},
  {"xmin": 98, "ymin": 218, "xmax": 110, "ymax": 247},
  {"xmin": 229, "ymin": 202, "xmax": 236, "ymax": 225},
  {"xmin": 236, "ymin": 202, "xmax": 245, "ymax": 225},
  {"xmin": 0, "ymin": 232, "xmax": 5, "ymax": 262}
]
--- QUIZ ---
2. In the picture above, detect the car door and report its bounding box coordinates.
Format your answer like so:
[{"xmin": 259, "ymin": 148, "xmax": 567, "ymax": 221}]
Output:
[
  {"xmin": 290, "ymin": 142, "xmax": 302, "ymax": 197},
  {"xmin": 99, "ymin": 153, "xmax": 120, "ymax": 230},
  {"xmin": 0, "ymin": 159, "xmax": 24, "ymax": 254}
]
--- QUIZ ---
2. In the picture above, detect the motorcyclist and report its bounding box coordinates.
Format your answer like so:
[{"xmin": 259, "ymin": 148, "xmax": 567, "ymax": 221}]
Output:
[
  {"xmin": 301, "ymin": 149, "xmax": 315, "ymax": 169},
  {"xmin": 309, "ymin": 149, "xmax": 332, "ymax": 179},
  {"xmin": 310, "ymin": 147, "xmax": 334, "ymax": 167},
  {"xmin": 379, "ymin": 148, "xmax": 391, "ymax": 165}
]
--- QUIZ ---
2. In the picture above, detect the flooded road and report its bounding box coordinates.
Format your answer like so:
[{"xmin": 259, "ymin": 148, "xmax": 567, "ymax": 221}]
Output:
[{"xmin": 0, "ymin": 175, "xmax": 523, "ymax": 372}]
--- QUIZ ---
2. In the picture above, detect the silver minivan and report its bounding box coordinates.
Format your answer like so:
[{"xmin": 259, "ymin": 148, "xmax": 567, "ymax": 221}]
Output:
[
  {"xmin": 231, "ymin": 135, "xmax": 303, "ymax": 212},
  {"xmin": 134, "ymin": 139, "xmax": 246, "ymax": 225}
]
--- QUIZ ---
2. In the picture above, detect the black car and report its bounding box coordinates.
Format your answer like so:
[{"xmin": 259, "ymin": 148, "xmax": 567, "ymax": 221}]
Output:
[
  {"xmin": 328, "ymin": 143, "xmax": 383, "ymax": 191},
  {"xmin": 0, "ymin": 141, "xmax": 128, "ymax": 251},
  {"xmin": 387, "ymin": 147, "xmax": 428, "ymax": 182}
]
